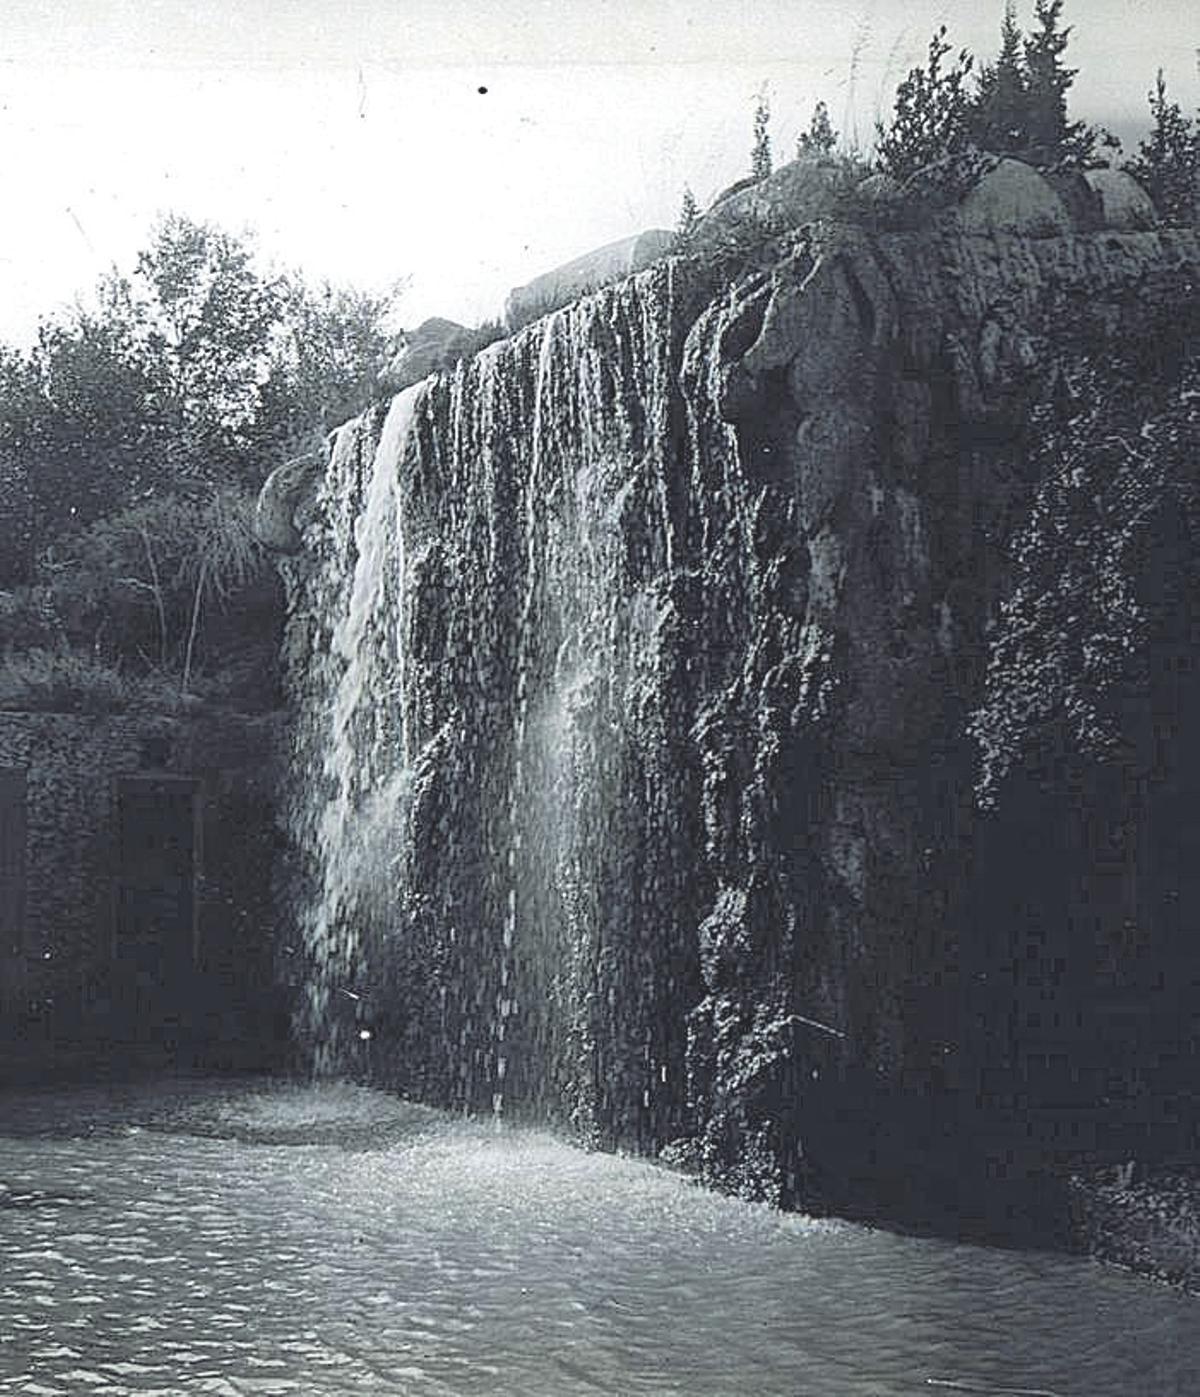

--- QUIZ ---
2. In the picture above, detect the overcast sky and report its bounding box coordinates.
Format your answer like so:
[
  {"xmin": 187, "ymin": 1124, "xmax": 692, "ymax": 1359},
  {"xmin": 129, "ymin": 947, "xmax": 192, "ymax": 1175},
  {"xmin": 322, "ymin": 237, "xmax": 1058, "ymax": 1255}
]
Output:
[{"xmin": 0, "ymin": 0, "xmax": 1196, "ymax": 347}]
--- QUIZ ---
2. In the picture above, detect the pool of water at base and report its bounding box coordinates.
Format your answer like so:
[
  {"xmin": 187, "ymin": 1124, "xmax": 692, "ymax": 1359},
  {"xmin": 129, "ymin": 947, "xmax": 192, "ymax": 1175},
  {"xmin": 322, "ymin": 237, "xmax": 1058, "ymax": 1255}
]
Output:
[{"xmin": 0, "ymin": 1077, "xmax": 1196, "ymax": 1396}]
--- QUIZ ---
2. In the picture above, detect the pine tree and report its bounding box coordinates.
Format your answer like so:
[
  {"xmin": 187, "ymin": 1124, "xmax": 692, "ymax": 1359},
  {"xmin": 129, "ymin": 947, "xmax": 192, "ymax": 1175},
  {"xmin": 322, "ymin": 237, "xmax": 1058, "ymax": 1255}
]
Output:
[
  {"xmin": 1124, "ymin": 71, "xmax": 1198, "ymax": 224},
  {"xmin": 675, "ymin": 185, "xmax": 701, "ymax": 249},
  {"xmin": 797, "ymin": 100, "xmax": 838, "ymax": 158},
  {"xmin": 972, "ymin": 1, "xmax": 1027, "ymax": 155},
  {"xmin": 751, "ymin": 93, "xmax": 773, "ymax": 180},
  {"xmin": 875, "ymin": 27, "xmax": 975, "ymax": 182},
  {"xmin": 1022, "ymin": 0, "xmax": 1095, "ymax": 166}
]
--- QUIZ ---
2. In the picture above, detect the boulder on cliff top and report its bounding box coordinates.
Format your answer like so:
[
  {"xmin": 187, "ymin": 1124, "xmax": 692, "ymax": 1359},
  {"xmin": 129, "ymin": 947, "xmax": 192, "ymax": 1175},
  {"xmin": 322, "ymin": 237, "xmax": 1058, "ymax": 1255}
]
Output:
[
  {"xmin": 1083, "ymin": 168, "xmax": 1158, "ymax": 231},
  {"xmin": 504, "ymin": 229, "xmax": 675, "ymax": 331},
  {"xmin": 378, "ymin": 317, "xmax": 471, "ymax": 394},
  {"xmin": 954, "ymin": 158, "xmax": 1072, "ymax": 237},
  {"xmin": 695, "ymin": 157, "xmax": 854, "ymax": 245}
]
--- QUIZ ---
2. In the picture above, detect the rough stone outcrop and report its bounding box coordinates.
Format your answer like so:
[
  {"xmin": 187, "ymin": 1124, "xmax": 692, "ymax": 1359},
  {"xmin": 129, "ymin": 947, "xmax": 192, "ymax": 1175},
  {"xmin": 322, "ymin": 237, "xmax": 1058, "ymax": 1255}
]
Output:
[
  {"xmin": 254, "ymin": 449, "xmax": 326, "ymax": 554},
  {"xmin": 954, "ymin": 157, "xmax": 1072, "ymax": 236},
  {"xmin": 273, "ymin": 160, "xmax": 1199, "ymax": 1220},
  {"xmin": 695, "ymin": 156, "xmax": 854, "ymax": 245},
  {"xmin": 377, "ymin": 317, "xmax": 470, "ymax": 394},
  {"xmin": 1084, "ymin": 167, "xmax": 1159, "ymax": 230},
  {"xmin": 503, "ymin": 229, "xmax": 674, "ymax": 330}
]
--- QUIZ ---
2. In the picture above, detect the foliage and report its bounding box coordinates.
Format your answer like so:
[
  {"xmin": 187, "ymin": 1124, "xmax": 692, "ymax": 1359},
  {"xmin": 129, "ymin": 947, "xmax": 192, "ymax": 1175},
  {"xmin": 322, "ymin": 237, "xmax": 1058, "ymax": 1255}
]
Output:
[
  {"xmin": 0, "ymin": 447, "xmax": 34, "ymax": 587},
  {"xmin": 797, "ymin": 101, "xmax": 838, "ymax": 158},
  {"xmin": 258, "ymin": 274, "xmax": 401, "ymax": 457},
  {"xmin": 674, "ymin": 186, "xmax": 701, "ymax": 250},
  {"xmin": 0, "ymin": 307, "xmax": 174, "ymax": 538},
  {"xmin": 47, "ymin": 487, "xmax": 270, "ymax": 684},
  {"xmin": 751, "ymin": 92, "xmax": 772, "ymax": 180},
  {"xmin": 875, "ymin": 27, "xmax": 975, "ymax": 183},
  {"xmin": 1124, "ymin": 70, "xmax": 1199, "ymax": 224},
  {"xmin": 0, "ymin": 214, "xmax": 400, "ymax": 580},
  {"xmin": 875, "ymin": 4, "xmax": 1107, "ymax": 182},
  {"xmin": 1020, "ymin": 0, "xmax": 1099, "ymax": 167},
  {"xmin": 0, "ymin": 648, "xmax": 130, "ymax": 713},
  {"xmin": 972, "ymin": 2, "xmax": 1028, "ymax": 156},
  {"xmin": 128, "ymin": 214, "xmax": 285, "ymax": 467},
  {"xmin": 970, "ymin": 353, "xmax": 1200, "ymax": 804}
]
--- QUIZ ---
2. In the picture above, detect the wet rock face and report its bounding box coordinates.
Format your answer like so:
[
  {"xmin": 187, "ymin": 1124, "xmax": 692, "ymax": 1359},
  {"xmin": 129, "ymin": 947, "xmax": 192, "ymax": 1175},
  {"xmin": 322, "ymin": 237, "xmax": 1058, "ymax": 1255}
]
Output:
[{"xmin": 276, "ymin": 204, "xmax": 1200, "ymax": 1202}]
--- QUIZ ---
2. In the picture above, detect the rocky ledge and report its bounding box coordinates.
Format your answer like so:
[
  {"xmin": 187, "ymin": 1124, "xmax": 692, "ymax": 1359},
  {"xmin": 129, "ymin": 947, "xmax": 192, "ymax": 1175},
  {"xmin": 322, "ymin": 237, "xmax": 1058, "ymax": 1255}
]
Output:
[{"xmin": 1070, "ymin": 1162, "xmax": 1200, "ymax": 1293}]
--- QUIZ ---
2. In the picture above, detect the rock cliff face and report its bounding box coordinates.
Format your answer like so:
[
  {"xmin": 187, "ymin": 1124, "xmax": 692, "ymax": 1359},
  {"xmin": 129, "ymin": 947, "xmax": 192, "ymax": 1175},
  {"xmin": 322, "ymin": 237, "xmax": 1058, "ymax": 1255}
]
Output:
[{"xmin": 273, "ymin": 163, "xmax": 1200, "ymax": 1214}]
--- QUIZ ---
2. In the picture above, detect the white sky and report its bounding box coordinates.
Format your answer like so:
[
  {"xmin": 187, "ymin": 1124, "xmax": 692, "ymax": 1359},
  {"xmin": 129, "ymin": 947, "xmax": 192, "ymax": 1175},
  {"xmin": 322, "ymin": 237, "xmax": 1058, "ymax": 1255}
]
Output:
[{"xmin": 0, "ymin": 0, "xmax": 1196, "ymax": 346}]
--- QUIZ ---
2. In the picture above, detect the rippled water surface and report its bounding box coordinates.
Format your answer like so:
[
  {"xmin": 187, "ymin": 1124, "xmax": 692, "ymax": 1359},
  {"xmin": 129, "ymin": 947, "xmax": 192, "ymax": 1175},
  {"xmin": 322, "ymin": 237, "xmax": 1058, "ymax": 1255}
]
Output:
[{"xmin": 0, "ymin": 1078, "xmax": 1197, "ymax": 1395}]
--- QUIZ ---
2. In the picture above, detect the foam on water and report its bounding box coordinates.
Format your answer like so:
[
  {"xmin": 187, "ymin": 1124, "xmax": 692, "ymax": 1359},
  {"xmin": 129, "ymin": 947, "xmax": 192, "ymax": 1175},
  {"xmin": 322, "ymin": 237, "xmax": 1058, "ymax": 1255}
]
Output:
[{"xmin": 1, "ymin": 1081, "xmax": 1198, "ymax": 1396}]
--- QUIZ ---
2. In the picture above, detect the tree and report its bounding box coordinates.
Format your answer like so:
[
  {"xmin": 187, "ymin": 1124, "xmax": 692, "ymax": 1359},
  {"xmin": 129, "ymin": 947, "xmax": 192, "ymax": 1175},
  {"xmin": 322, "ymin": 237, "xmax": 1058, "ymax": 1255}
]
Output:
[
  {"xmin": 257, "ymin": 274, "xmax": 400, "ymax": 457},
  {"xmin": 0, "ymin": 214, "xmax": 400, "ymax": 574},
  {"xmin": 751, "ymin": 92, "xmax": 773, "ymax": 180},
  {"xmin": 1124, "ymin": 70, "xmax": 1199, "ymax": 224},
  {"xmin": 875, "ymin": 27, "xmax": 975, "ymax": 182},
  {"xmin": 674, "ymin": 185, "xmax": 701, "ymax": 250},
  {"xmin": 972, "ymin": 1, "xmax": 1027, "ymax": 155},
  {"xmin": 1022, "ymin": 0, "xmax": 1096, "ymax": 166},
  {"xmin": 797, "ymin": 100, "xmax": 838, "ymax": 158},
  {"xmin": 129, "ymin": 215, "xmax": 285, "ymax": 472},
  {"xmin": 0, "ymin": 309, "xmax": 173, "ymax": 545}
]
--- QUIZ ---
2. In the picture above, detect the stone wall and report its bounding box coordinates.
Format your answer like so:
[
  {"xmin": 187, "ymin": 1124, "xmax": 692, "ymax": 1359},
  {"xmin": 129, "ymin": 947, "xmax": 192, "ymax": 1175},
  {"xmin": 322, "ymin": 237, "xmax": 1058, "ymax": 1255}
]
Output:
[{"xmin": 0, "ymin": 710, "xmax": 287, "ymax": 1064}]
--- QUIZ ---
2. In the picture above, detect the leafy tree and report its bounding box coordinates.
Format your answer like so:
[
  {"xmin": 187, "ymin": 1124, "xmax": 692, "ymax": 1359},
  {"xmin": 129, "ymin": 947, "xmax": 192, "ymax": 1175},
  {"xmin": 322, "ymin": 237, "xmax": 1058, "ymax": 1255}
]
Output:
[
  {"xmin": 0, "ymin": 448, "xmax": 34, "ymax": 588},
  {"xmin": 0, "ymin": 310, "xmax": 172, "ymax": 542},
  {"xmin": 1124, "ymin": 70, "xmax": 1199, "ymax": 223},
  {"xmin": 751, "ymin": 92, "xmax": 773, "ymax": 180},
  {"xmin": 797, "ymin": 100, "xmax": 838, "ymax": 158},
  {"xmin": 258, "ymin": 275, "xmax": 400, "ymax": 457},
  {"xmin": 674, "ymin": 185, "xmax": 701, "ymax": 250},
  {"xmin": 129, "ymin": 215, "xmax": 285, "ymax": 471},
  {"xmin": 971, "ymin": 1, "xmax": 1028, "ymax": 156},
  {"xmin": 0, "ymin": 214, "xmax": 399, "ymax": 578},
  {"xmin": 875, "ymin": 27, "xmax": 975, "ymax": 182}
]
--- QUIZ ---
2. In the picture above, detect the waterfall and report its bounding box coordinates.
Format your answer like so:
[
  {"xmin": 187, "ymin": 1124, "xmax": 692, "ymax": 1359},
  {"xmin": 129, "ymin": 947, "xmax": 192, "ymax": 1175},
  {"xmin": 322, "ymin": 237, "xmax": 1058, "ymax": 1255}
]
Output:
[{"xmin": 285, "ymin": 253, "xmax": 844, "ymax": 1194}]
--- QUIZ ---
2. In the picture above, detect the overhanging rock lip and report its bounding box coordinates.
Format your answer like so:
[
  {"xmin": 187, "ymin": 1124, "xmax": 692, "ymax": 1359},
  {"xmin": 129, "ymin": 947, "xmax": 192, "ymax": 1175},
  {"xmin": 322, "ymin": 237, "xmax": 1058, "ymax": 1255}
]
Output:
[{"xmin": 253, "ymin": 445, "xmax": 330, "ymax": 554}]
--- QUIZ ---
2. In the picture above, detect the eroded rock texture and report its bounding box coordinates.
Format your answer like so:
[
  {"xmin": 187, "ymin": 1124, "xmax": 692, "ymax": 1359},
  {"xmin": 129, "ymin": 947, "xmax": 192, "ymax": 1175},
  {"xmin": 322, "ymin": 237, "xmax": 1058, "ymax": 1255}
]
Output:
[{"xmin": 273, "ymin": 171, "xmax": 1200, "ymax": 1213}]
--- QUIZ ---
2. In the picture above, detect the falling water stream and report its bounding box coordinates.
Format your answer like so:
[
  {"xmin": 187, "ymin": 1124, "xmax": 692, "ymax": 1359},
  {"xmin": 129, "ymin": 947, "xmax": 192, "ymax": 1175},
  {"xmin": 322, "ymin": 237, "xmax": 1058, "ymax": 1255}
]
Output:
[
  {"xmin": 227, "ymin": 253, "xmax": 1200, "ymax": 1395},
  {"xmin": 2, "ymin": 1077, "xmax": 1199, "ymax": 1396}
]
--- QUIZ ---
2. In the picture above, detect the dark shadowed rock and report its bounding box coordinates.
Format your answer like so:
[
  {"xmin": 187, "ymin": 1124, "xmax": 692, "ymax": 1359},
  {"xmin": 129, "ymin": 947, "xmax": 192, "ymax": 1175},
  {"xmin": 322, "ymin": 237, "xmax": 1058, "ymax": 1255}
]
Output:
[
  {"xmin": 273, "ymin": 168, "xmax": 1200, "ymax": 1228},
  {"xmin": 1084, "ymin": 167, "xmax": 1159, "ymax": 230},
  {"xmin": 1043, "ymin": 168, "xmax": 1104, "ymax": 231}
]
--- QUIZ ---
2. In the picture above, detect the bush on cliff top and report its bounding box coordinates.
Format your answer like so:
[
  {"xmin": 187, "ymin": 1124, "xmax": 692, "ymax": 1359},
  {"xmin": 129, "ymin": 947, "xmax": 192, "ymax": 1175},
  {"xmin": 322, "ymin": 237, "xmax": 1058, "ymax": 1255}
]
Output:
[{"xmin": 876, "ymin": 2, "xmax": 1109, "ymax": 182}]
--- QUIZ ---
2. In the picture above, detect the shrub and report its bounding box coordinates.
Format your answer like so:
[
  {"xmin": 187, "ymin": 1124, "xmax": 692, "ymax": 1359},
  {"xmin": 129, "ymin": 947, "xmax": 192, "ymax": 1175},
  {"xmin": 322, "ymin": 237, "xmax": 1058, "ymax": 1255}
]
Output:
[{"xmin": 0, "ymin": 648, "xmax": 129, "ymax": 713}]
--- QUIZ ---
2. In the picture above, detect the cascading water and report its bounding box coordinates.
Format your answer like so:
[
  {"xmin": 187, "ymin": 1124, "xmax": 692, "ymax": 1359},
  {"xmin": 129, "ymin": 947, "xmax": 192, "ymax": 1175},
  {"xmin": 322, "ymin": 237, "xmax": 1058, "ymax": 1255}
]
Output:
[{"xmin": 286, "ymin": 244, "xmax": 878, "ymax": 1200}]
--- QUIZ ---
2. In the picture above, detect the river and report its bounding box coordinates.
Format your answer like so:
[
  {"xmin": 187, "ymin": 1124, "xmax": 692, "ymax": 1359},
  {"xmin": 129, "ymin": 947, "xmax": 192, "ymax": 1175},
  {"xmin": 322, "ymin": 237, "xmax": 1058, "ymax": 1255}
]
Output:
[{"xmin": 0, "ymin": 1077, "xmax": 1196, "ymax": 1395}]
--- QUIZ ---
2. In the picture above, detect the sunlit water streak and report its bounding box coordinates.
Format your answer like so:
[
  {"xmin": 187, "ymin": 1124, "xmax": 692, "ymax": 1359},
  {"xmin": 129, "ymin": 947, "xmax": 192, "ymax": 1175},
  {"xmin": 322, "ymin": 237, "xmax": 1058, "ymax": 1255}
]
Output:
[{"xmin": 1, "ymin": 1080, "xmax": 1198, "ymax": 1396}]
